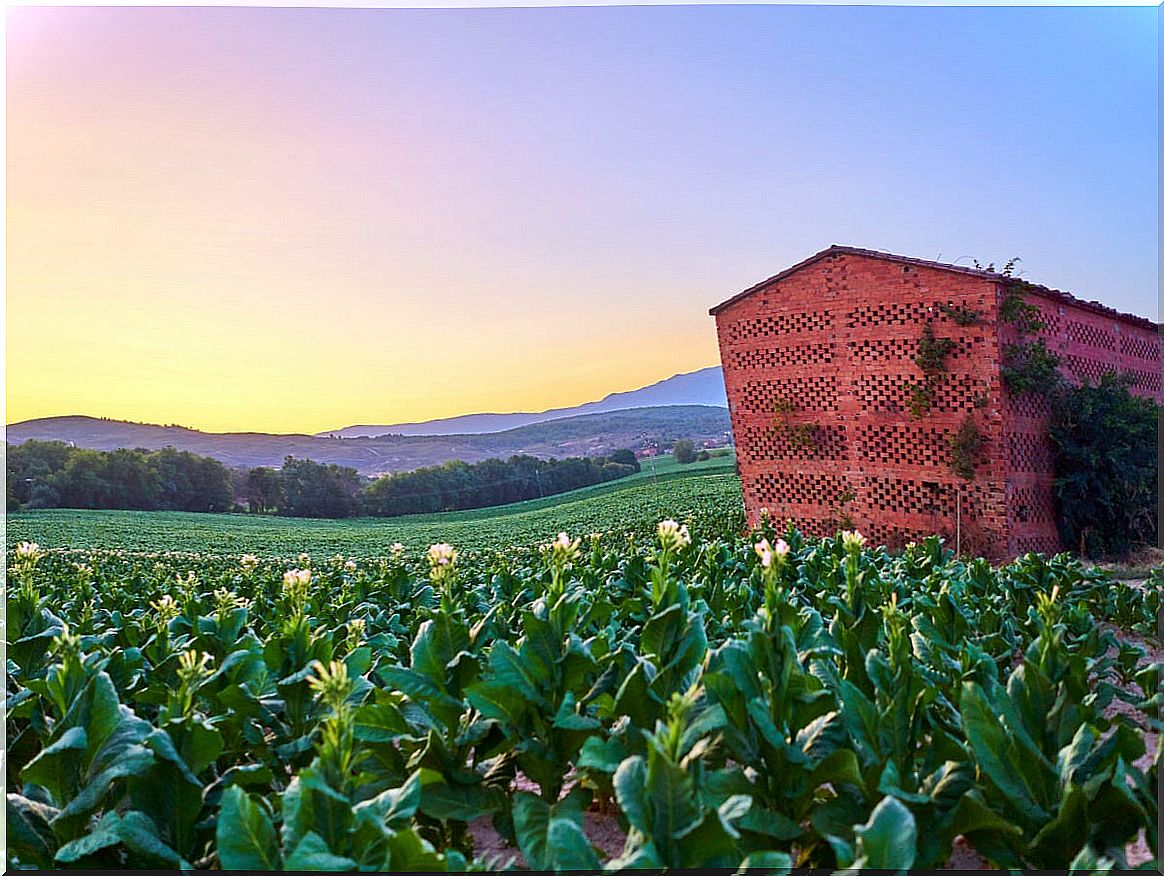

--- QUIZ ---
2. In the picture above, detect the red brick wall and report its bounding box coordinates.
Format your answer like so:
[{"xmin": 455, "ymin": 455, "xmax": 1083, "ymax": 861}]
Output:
[
  {"xmin": 716, "ymin": 251, "xmax": 1009, "ymax": 557},
  {"xmin": 715, "ymin": 250, "xmax": 1161, "ymax": 560},
  {"xmin": 1000, "ymin": 289, "xmax": 1162, "ymax": 556}
]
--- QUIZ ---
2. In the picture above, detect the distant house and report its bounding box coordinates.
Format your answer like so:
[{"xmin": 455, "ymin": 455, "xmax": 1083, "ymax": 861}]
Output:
[{"xmin": 710, "ymin": 245, "xmax": 1162, "ymax": 559}]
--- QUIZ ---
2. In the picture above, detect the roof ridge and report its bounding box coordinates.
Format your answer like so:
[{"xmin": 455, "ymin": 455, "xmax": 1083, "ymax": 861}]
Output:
[{"xmin": 709, "ymin": 245, "xmax": 1159, "ymax": 331}]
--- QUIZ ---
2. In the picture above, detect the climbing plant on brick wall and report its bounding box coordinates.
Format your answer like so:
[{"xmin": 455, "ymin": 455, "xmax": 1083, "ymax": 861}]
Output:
[
  {"xmin": 999, "ymin": 280, "xmax": 1063, "ymax": 396},
  {"xmin": 767, "ymin": 398, "xmax": 823, "ymax": 454},
  {"xmin": 947, "ymin": 414, "xmax": 985, "ymax": 481},
  {"xmin": 905, "ymin": 319, "xmax": 990, "ymax": 482},
  {"xmin": 907, "ymin": 321, "xmax": 955, "ymax": 418}
]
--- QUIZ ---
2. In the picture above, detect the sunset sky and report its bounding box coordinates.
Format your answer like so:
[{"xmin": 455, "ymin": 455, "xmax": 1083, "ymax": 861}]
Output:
[{"xmin": 7, "ymin": 5, "xmax": 1158, "ymax": 434}]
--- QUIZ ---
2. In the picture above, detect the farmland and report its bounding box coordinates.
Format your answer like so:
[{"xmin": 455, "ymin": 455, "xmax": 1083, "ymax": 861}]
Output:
[
  {"xmin": 5, "ymin": 453, "xmax": 740, "ymax": 557},
  {"xmin": 6, "ymin": 471, "xmax": 1162, "ymax": 871}
]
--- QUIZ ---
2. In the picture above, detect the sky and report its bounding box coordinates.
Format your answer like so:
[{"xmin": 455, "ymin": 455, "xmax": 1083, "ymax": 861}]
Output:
[{"xmin": 6, "ymin": 5, "xmax": 1158, "ymax": 434}]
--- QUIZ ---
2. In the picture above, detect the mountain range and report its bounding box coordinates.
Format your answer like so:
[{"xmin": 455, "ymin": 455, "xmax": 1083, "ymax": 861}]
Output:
[
  {"xmin": 318, "ymin": 366, "xmax": 727, "ymax": 437},
  {"xmin": 6, "ymin": 367, "xmax": 731, "ymax": 477}
]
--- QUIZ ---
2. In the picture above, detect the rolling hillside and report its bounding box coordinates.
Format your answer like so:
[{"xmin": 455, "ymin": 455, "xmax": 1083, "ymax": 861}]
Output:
[
  {"xmin": 6, "ymin": 405, "xmax": 732, "ymax": 476},
  {"xmin": 6, "ymin": 451, "xmax": 741, "ymax": 555}
]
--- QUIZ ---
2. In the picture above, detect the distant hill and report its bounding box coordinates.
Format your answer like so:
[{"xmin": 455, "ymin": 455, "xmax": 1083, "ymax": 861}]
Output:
[
  {"xmin": 320, "ymin": 366, "xmax": 727, "ymax": 437},
  {"xmin": 6, "ymin": 405, "xmax": 732, "ymax": 477}
]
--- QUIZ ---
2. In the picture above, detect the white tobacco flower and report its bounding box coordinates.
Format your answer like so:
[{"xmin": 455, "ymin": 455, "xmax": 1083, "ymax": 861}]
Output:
[
  {"xmin": 427, "ymin": 543, "xmax": 457, "ymax": 568},
  {"xmin": 282, "ymin": 568, "xmax": 312, "ymax": 603},
  {"xmin": 213, "ymin": 587, "xmax": 250, "ymax": 614},
  {"xmin": 754, "ymin": 539, "xmax": 774, "ymax": 568},
  {"xmin": 841, "ymin": 530, "xmax": 867, "ymax": 552},
  {"xmin": 177, "ymin": 650, "xmax": 214, "ymax": 685},
  {"xmin": 657, "ymin": 519, "xmax": 692, "ymax": 551},
  {"xmin": 543, "ymin": 531, "xmax": 581, "ymax": 565},
  {"xmin": 240, "ymin": 554, "xmax": 259, "ymax": 571},
  {"xmin": 308, "ymin": 659, "xmax": 354, "ymax": 711},
  {"xmin": 14, "ymin": 541, "xmax": 42, "ymax": 561},
  {"xmin": 150, "ymin": 594, "xmax": 180, "ymax": 626},
  {"xmin": 283, "ymin": 568, "xmax": 312, "ymax": 587}
]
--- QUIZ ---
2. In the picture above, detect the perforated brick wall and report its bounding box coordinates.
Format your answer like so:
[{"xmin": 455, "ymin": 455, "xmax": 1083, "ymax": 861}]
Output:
[
  {"xmin": 713, "ymin": 248, "xmax": 1162, "ymax": 560},
  {"xmin": 1000, "ymin": 286, "xmax": 1162, "ymax": 556}
]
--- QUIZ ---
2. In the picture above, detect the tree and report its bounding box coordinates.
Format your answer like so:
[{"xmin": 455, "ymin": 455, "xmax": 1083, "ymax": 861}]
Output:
[
  {"xmin": 673, "ymin": 439, "xmax": 696, "ymax": 464},
  {"xmin": 102, "ymin": 448, "xmax": 162, "ymax": 509},
  {"xmin": 6, "ymin": 442, "xmax": 233, "ymax": 513},
  {"xmin": 54, "ymin": 449, "xmax": 115, "ymax": 508},
  {"xmin": 151, "ymin": 448, "xmax": 233, "ymax": 512},
  {"xmin": 280, "ymin": 457, "xmax": 363, "ymax": 518},
  {"xmin": 1049, "ymin": 372, "xmax": 1158, "ymax": 558},
  {"xmin": 192, "ymin": 455, "xmax": 235, "ymax": 512},
  {"xmin": 26, "ymin": 482, "xmax": 61, "ymax": 510},
  {"xmin": 7, "ymin": 440, "xmax": 75, "ymax": 509},
  {"xmin": 246, "ymin": 467, "xmax": 284, "ymax": 514},
  {"xmin": 609, "ymin": 448, "xmax": 641, "ymax": 472},
  {"xmin": 360, "ymin": 452, "xmax": 639, "ymax": 518}
]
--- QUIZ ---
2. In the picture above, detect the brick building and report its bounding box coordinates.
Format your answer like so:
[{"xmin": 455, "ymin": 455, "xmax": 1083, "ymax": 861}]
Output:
[{"xmin": 710, "ymin": 245, "xmax": 1161, "ymax": 559}]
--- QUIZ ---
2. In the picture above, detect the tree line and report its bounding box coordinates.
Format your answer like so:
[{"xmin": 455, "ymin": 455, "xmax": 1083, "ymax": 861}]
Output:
[
  {"xmin": 6, "ymin": 441, "xmax": 642, "ymax": 519},
  {"xmin": 361, "ymin": 451, "xmax": 639, "ymax": 517},
  {"xmin": 7, "ymin": 443, "xmax": 235, "ymax": 513}
]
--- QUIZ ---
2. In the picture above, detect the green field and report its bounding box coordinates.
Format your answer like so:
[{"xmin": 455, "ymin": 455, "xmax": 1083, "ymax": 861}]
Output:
[
  {"xmin": 6, "ymin": 495, "xmax": 1159, "ymax": 870},
  {"xmin": 5, "ymin": 452, "xmax": 741, "ymax": 556}
]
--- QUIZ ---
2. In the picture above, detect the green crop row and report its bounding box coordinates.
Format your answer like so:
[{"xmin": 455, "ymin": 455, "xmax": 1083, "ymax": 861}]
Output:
[
  {"xmin": 5, "ymin": 468, "xmax": 744, "ymax": 558},
  {"xmin": 5, "ymin": 520, "xmax": 1160, "ymax": 871}
]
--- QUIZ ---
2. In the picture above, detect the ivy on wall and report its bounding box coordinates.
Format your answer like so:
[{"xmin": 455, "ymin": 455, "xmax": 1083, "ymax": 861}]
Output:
[
  {"xmin": 947, "ymin": 414, "xmax": 985, "ymax": 481},
  {"xmin": 937, "ymin": 302, "xmax": 983, "ymax": 326},
  {"xmin": 769, "ymin": 398, "xmax": 823, "ymax": 453},
  {"xmin": 908, "ymin": 321, "xmax": 954, "ymax": 419},
  {"xmin": 826, "ymin": 487, "xmax": 856, "ymax": 531},
  {"xmin": 999, "ymin": 280, "xmax": 1063, "ymax": 396},
  {"xmin": 914, "ymin": 322, "xmax": 955, "ymax": 375}
]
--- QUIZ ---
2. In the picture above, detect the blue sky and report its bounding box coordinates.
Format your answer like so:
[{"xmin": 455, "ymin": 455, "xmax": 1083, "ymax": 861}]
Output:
[{"xmin": 8, "ymin": 5, "xmax": 1158, "ymax": 430}]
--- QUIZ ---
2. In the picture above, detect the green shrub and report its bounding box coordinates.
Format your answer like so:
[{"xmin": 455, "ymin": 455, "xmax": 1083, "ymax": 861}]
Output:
[
  {"xmin": 672, "ymin": 439, "xmax": 696, "ymax": 464},
  {"xmin": 608, "ymin": 448, "xmax": 641, "ymax": 472},
  {"xmin": 1050, "ymin": 372, "xmax": 1159, "ymax": 558},
  {"xmin": 937, "ymin": 302, "xmax": 983, "ymax": 326}
]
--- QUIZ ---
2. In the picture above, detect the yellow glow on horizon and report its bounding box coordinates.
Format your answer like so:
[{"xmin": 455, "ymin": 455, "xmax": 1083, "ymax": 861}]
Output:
[{"xmin": 6, "ymin": 13, "xmax": 721, "ymax": 434}]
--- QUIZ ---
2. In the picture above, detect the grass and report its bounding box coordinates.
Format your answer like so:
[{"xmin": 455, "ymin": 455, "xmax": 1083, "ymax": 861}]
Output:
[
  {"xmin": 1085, "ymin": 546, "xmax": 1164, "ymax": 581},
  {"xmin": 6, "ymin": 452, "xmax": 742, "ymax": 558}
]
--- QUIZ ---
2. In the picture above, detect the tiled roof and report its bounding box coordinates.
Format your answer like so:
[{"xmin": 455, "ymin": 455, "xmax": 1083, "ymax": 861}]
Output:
[{"xmin": 708, "ymin": 245, "xmax": 1159, "ymax": 331}]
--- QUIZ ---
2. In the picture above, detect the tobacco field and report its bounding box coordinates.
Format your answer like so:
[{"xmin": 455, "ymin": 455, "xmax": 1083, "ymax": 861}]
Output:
[{"xmin": 5, "ymin": 518, "xmax": 1161, "ymax": 871}]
